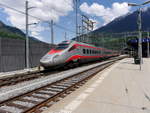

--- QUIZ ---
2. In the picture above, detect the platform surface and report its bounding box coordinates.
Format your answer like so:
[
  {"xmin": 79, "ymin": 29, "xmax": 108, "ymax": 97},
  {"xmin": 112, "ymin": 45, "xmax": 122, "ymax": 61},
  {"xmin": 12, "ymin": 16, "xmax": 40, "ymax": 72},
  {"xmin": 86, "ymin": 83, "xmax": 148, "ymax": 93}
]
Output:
[{"xmin": 43, "ymin": 58, "xmax": 150, "ymax": 113}]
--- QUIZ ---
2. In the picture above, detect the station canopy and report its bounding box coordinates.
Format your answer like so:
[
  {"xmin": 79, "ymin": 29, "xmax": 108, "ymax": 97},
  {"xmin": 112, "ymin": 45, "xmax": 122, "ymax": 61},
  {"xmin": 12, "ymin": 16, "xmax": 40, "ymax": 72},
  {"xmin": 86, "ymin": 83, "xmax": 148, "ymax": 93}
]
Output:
[
  {"xmin": 127, "ymin": 37, "xmax": 150, "ymax": 49},
  {"xmin": 127, "ymin": 37, "xmax": 150, "ymax": 57}
]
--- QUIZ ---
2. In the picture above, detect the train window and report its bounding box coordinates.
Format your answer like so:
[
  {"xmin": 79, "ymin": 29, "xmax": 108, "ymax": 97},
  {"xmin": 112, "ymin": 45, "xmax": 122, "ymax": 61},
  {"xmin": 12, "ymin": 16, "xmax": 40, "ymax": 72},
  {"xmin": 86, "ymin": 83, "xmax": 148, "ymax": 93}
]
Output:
[
  {"xmin": 55, "ymin": 44, "xmax": 69, "ymax": 50},
  {"xmin": 83, "ymin": 49, "xmax": 86, "ymax": 54},
  {"xmin": 87, "ymin": 49, "xmax": 89, "ymax": 54},
  {"xmin": 90, "ymin": 50, "xmax": 92, "ymax": 54}
]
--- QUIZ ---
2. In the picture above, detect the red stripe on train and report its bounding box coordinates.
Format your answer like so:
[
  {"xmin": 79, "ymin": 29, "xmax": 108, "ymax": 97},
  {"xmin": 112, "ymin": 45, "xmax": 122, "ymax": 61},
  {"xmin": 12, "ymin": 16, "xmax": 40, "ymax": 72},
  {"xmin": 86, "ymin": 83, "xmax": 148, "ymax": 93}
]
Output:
[
  {"xmin": 74, "ymin": 44, "xmax": 103, "ymax": 50},
  {"xmin": 48, "ymin": 49, "xmax": 62, "ymax": 54},
  {"xmin": 74, "ymin": 43, "xmax": 113, "ymax": 52},
  {"xmin": 66, "ymin": 55, "xmax": 103, "ymax": 62}
]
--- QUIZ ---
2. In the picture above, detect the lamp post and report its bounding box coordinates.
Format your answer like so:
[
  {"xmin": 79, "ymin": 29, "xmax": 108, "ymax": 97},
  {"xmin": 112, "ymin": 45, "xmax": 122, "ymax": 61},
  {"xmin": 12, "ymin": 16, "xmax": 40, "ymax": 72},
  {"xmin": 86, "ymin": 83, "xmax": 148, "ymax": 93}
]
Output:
[
  {"xmin": 25, "ymin": 1, "xmax": 36, "ymax": 71},
  {"xmin": 50, "ymin": 20, "xmax": 54, "ymax": 44},
  {"xmin": 42, "ymin": 20, "xmax": 54, "ymax": 45},
  {"xmin": 74, "ymin": 0, "xmax": 79, "ymax": 41},
  {"xmin": 128, "ymin": 0, "xmax": 150, "ymax": 70}
]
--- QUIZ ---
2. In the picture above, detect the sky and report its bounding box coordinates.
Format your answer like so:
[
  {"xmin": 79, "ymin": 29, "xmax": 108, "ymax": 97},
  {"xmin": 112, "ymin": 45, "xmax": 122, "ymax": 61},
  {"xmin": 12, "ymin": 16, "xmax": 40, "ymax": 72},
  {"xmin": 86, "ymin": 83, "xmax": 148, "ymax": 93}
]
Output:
[{"xmin": 0, "ymin": 0, "xmax": 150, "ymax": 44}]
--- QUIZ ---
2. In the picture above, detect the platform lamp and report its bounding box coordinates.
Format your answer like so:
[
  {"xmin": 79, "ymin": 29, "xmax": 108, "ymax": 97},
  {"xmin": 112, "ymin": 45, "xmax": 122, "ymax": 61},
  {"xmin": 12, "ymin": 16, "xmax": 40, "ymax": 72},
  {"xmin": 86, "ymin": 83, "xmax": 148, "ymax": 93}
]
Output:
[{"xmin": 128, "ymin": 0, "xmax": 150, "ymax": 70}]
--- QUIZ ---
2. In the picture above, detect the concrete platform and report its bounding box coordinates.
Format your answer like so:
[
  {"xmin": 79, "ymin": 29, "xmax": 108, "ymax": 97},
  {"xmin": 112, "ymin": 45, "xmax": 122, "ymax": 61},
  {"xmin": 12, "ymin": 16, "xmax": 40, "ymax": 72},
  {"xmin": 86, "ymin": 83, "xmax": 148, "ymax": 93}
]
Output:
[
  {"xmin": 0, "ymin": 67, "xmax": 42, "ymax": 79},
  {"xmin": 43, "ymin": 58, "xmax": 150, "ymax": 113}
]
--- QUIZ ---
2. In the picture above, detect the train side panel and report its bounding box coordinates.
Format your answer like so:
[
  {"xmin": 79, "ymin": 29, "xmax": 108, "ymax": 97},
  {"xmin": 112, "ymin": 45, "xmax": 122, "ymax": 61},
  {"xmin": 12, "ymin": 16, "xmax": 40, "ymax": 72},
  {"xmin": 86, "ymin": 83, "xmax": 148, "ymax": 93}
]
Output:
[{"xmin": 40, "ymin": 41, "xmax": 119, "ymax": 69}]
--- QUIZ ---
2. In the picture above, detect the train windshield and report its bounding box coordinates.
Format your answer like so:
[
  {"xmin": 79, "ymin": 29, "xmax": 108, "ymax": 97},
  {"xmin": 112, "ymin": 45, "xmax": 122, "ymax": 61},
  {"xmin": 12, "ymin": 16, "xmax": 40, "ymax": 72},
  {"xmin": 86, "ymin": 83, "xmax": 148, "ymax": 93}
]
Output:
[{"xmin": 55, "ymin": 44, "xmax": 69, "ymax": 50}]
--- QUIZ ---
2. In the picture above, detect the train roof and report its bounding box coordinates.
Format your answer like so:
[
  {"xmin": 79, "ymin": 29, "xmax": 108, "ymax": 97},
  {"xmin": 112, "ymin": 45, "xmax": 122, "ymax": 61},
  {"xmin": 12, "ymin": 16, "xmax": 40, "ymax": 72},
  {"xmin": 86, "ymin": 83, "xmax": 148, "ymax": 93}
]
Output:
[
  {"xmin": 76, "ymin": 41, "xmax": 111, "ymax": 51},
  {"xmin": 60, "ymin": 40, "xmax": 115, "ymax": 52}
]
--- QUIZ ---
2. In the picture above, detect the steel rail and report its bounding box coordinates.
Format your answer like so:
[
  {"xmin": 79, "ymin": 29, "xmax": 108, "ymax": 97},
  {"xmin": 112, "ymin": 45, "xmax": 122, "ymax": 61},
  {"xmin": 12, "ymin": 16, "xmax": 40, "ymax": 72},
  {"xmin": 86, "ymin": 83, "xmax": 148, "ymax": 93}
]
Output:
[
  {"xmin": 0, "ymin": 56, "xmax": 125, "ymax": 113},
  {"xmin": 0, "ymin": 56, "xmax": 122, "ymax": 88}
]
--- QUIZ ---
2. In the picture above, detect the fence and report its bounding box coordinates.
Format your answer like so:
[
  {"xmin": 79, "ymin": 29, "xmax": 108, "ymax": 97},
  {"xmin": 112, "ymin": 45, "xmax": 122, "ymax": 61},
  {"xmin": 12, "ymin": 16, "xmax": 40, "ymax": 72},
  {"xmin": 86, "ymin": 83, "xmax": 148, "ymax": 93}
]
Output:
[{"xmin": 0, "ymin": 37, "xmax": 53, "ymax": 72}]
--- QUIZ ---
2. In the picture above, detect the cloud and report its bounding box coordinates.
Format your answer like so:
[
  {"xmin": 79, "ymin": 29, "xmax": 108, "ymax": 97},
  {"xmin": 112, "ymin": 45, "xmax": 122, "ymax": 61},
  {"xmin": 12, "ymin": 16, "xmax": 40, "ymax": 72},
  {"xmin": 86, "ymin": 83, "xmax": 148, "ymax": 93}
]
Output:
[
  {"xmin": 31, "ymin": 31, "xmax": 44, "ymax": 41},
  {"xmin": 80, "ymin": 2, "xmax": 131, "ymax": 25},
  {"xmin": 0, "ymin": 0, "xmax": 73, "ymax": 41}
]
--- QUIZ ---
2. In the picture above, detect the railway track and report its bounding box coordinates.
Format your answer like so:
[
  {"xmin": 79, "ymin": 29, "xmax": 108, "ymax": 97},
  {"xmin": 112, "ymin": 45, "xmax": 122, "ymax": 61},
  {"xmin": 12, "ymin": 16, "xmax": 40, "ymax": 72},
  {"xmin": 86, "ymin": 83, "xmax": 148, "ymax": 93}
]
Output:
[
  {"xmin": 0, "ymin": 70, "xmax": 58, "ymax": 87},
  {"xmin": 0, "ymin": 56, "xmax": 119, "ymax": 88},
  {"xmin": 0, "ymin": 57, "xmax": 123, "ymax": 113}
]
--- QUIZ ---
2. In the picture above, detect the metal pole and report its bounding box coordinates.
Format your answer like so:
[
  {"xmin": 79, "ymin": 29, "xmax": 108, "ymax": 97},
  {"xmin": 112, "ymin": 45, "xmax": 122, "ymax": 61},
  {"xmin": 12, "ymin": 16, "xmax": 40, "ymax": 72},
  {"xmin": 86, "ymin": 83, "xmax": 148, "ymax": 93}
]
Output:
[
  {"xmin": 50, "ymin": 20, "xmax": 54, "ymax": 44},
  {"xmin": 138, "ymin": 8, "xmax": 142, "ymax": 70},
  {"xmin": 147, "ymin": 31, "xmax": 150, "ymax": 58},
  {"xmin": 101, "ymin": 34, "xmax": 104, "ymax": 55},
  {"xmin": 123, "ymin": 32, "xmax": 127, "ymax": 54},
  {"xmin": 64, "ymin": 32, "xmax": 67, "ymax": 41},
  {"xmin": 25, "ymin": 1, "xmax": 29, "ymax": 70},
  {"xmin": 75, "ymin": 0, "xmax": 78, "ymax": 41},
  {"xmin": 82, "ymin": 15, "xmax": 85, "ymax": 43},
  {"xmin": 0, "ymin": 37, "xmax": 1, "ymax": 72}
]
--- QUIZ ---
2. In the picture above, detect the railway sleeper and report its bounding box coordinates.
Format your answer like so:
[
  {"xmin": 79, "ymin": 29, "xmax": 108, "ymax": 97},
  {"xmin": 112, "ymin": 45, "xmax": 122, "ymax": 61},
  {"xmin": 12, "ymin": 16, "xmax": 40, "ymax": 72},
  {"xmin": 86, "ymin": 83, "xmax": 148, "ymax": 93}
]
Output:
[
  {"xmin": 55, "ymin": 83, "xmax": 72, "ymax": 87},
  {"xmin": 46, "ymin": 87, "xmax": 63, "ymax": 92},
  {"xmin": 50, "ymin": 85, "xmax": 67, "ymax": 89},
  {"xmin": 6, "ymin": 102, "xmax": 29, "ymax": 110}
]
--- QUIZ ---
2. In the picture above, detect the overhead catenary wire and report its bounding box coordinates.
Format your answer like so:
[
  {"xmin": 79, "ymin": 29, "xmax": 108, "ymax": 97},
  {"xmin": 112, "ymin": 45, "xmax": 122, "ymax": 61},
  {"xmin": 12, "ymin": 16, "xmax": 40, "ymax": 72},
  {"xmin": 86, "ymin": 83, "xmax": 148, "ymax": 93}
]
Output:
[
  {"xmin": 0, "ymin": 2, "xmax": 76, "ymax": 34},
  {"xmin": 0, "ymin": 1, "xmax": 129, "ymax": 39},
  {"xmin": 54, "ymin": 23, "xmax": 75, "ymax": 34}
]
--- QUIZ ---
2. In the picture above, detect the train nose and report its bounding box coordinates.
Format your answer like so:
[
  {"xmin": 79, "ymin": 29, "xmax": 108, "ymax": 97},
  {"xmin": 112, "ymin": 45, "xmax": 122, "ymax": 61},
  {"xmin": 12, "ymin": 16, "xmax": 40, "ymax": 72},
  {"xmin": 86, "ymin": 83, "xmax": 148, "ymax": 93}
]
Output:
[
  {"xmin": 40, "ymin": 54, "xmax": 60, "ymax": 67},
  {"xmin": 40, "ymin": 55, "xmax": 53, "ymax": 67},
  {"xmin": 40, "ymin": 60, "xmax": 52, "ymax": 67}
]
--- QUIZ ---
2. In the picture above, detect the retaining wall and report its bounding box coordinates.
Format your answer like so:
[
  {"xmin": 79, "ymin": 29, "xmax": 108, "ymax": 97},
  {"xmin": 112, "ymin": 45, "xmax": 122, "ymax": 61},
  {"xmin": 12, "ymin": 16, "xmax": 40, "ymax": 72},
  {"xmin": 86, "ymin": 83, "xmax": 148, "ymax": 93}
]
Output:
[{"xmin": 0, "ymin": 38, "xmax": 53, "ymax": 72}]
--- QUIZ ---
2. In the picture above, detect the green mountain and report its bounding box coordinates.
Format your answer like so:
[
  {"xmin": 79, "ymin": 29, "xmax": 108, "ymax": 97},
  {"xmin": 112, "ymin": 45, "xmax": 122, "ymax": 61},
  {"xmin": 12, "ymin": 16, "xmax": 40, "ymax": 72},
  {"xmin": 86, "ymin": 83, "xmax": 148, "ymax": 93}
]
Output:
[
  {"xmin": 94, "ymin": 7, "xmax": 150, "ymax": 33},
  {"xmin": 76, "ymin": 8, "xmax": 150, "ymax": 50},
  {"xmin": 0, "ymin": 21, "xmax": 40, "ymax": 41},
  {"xmin": 0, "ymin": 21, "xmax": 26, "ymax": 39}
]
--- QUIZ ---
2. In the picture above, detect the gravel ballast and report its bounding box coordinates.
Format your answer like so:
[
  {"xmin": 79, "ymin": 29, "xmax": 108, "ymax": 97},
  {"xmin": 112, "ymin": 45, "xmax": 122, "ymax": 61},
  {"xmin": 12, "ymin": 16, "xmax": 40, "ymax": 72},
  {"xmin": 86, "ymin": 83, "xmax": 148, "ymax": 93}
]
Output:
[
  {"xmin": 0, "ymin": 58, "xmax": 120, "ymax": 103},
  {"xmin": 0, "ymin": 105, "xmax": 23, "ymax": 113}
]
